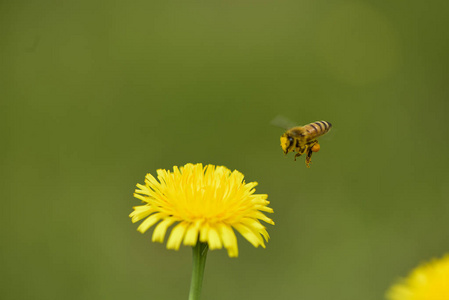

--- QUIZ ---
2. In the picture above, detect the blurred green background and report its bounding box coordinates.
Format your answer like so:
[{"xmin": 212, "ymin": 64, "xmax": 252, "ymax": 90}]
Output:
[{"xmin": 2, "ymin": 0, "xmax": 449, "ymax": 299}]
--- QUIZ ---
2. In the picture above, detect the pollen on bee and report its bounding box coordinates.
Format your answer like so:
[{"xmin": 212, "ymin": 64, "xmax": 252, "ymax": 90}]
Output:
[
  {"xmin": 280, "ymin": 136, "xmax": 289, "ymax": 151},
  {"xmin": 311, "ymin": 144, "xmax": 320, "ymax": 152}
]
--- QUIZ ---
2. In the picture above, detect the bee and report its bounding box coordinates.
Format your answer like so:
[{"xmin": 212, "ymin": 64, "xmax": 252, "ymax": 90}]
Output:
[{"xmin": 279, "ymin": 120, "xmax": 332, "ymax": 168}]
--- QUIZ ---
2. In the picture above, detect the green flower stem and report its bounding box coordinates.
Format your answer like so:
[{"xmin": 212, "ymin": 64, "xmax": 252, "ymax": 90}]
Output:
[{"xmin": 188, "ymin": 242, "xmax": 209, "ymax": 300}]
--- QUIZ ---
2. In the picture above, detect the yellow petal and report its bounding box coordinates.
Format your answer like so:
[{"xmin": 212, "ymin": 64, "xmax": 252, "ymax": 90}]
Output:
[
  {"xmin": 183, "ymin": 221, "xmax": 201, "ymax": 246},
  {"xmin": 199, "ymin": 222, "xmax": 210, "ymax": 243},
  {"xmin": 135, "ymin": 183, "xmax": 151, "ymax": 196},
  {"xmin": 167, "ymin": 222, "xmax": 188, "ymax": 250},
  {"xmin": 137, "ymin": 213, "xmax": 162, "ymax": 233},
  {"xmin": 129, "ymin": 205, "xmax": 153, "ymax": 223},
  {"xmin": 218, "ymin": 223, "xmax": 238, "ymax": 257},
  {"xmin": 253, "ymin": 211, "xmax": 275, "ymax": 225},
  {"xmin": 152, "ymin": 217, "xmax": 176, "ymax": 243},
  {"xmin": 133, "ymin": 193, "xmax": 148, "ymax": 202},
  {"xmin": 233, "ymin": 223, "xmax": 265, "ymax": 248},
  {"xmin": 207, "ymin": 227, "xmax": 222, "ymax": 250}
]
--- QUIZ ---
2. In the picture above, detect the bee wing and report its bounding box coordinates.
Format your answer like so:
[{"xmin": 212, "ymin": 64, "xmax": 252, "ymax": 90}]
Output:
[{"xmin": 270, "ymin": 115, "xmax": 297, "ymax": 130}]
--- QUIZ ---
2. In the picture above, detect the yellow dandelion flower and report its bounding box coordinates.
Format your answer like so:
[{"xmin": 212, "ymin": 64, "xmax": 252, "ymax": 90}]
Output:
[
  {"xmin": 387, "ymin": 254, "xmax": 449, "ymax": 300},
  {"xmin": 129, "ymin": 163, "xmax": 274, "ymax": 257}
]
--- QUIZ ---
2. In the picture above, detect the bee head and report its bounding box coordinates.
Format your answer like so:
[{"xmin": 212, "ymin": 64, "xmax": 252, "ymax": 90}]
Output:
[{"xmin": 280, "ymin": 133, "xmax": 295, "ymax": 154}]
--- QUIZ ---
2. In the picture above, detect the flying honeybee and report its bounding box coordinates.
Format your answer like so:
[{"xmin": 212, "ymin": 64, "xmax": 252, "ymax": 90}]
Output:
[{"xmin": 276, "ymin": 118, "xmax": 332, "ymax": 168}]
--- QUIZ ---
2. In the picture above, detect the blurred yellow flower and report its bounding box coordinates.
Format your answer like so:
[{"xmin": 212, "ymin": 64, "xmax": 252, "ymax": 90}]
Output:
[
  {"xmin": 387, "ymin": 254, "xmax": 449, "ymax": 300},
  {"xmin": 130, "ymin": 163, "xmax": 274, "ymax": 257}
]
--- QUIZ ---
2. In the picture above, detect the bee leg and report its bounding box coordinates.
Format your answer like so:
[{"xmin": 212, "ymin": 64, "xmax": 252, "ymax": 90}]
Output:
[
  {"xmin": 294, "ymin": 147, "xmax": 306, "ymax": 161},
  {"xmin": 305, "ymin": 141, "xmax": 318, "ymax": 168},
  {"xmin": 305, "ymin": 147, "xmax": 313, "ymax": 168}
]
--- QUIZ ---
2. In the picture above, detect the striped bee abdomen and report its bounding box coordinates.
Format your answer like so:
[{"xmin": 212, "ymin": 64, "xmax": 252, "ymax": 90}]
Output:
[{"xmin": 303, "ymin": 121, "xmax": 332, "ymax": 139}]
